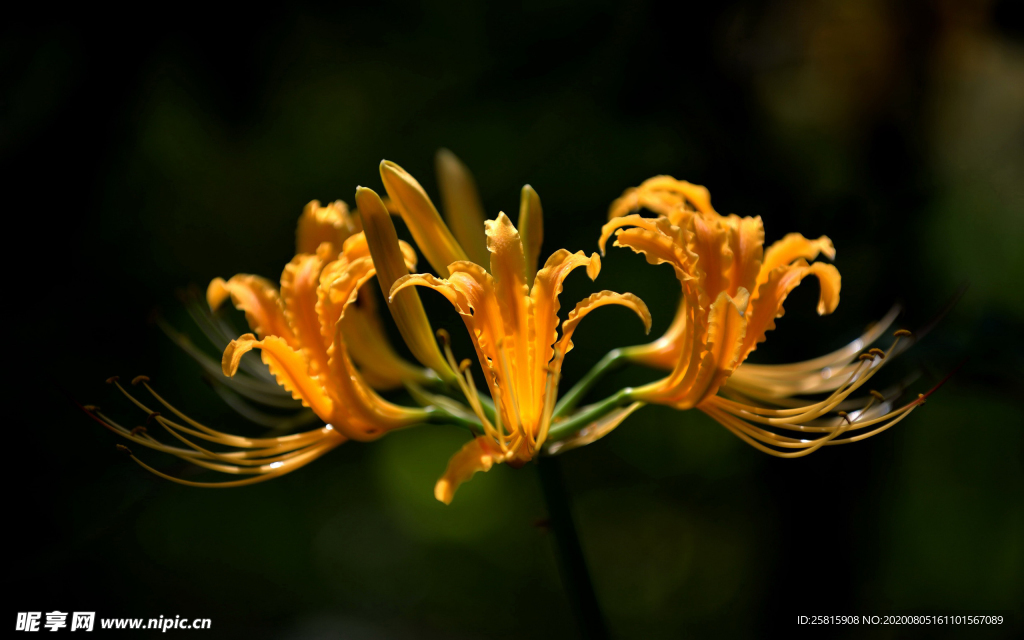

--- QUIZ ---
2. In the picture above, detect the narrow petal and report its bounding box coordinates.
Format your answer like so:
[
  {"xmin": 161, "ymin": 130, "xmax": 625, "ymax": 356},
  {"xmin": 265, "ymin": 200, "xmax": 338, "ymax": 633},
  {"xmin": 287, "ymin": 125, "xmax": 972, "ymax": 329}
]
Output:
[
  {"xmin": 485, "ymin": 213, "xmax": 533, "ymax": 424},
  {"xmin": 557, "ymin": 291, "xmax": 652, "ymax": 359},
  {"xmin": 689, "ymin": 214, "xmax": 733, "ymax": 304},
  {"xmin": 601, "ymin": 215, "xmax": 706, "ymax": 370},
  {"xmin": 357, "ymin": 186, "xmax": 455, "ymax": 381},
  {"xmin": 531, "ymin": 249, "xmax": 599, "ymax": 402},
  {"xmin": 634, "ymin": 291, "xmax": 746, "ymax": 408},
  {"xmin": 740, "ymin": 260, "xmax": 842, "ymax": 363},
  {"xmin": 601, "ymin": 215, "xmax": 694, "ymax": 284},
  {"xmin": 434, "ymin": 436, "xmax": 507, "ymax": 505},
  {"xmin": 207, "ymin": 275, "xmax": 296, "ymax": 343},
  {"xmin": 723, "ymin": 214, "xmax": 765, "ymax": 300},
  {"xmin": 222, "ymin": 334, "xmax": 335, "ymax": 421},
  {"xmin": 341, "ymin": 293, "xmax": 433, "ymax": 390},
  {"xmin": 689, "ymin": 291, "xmax": 748, "ymax": 405},
  {"xmin": 319, "ymin": 247, "xmax": 431, "ymax": 439},
  {"xmin": 621, "ymin": 300, "xmax": 688, "ymax": 369},
  {"xmin": 518, "ymin": 185, "xmax": 544, "ymax": 285},
  {"xmin": 316, "ymin": 237, "xmax": 428, "ymax": 390},
  {"xmin": 280, "ymin": 253, "xmax": 330, "ymax": 379},
  {"xmin": 391, "ymin": 263, "xmax": 507, "ymax": 406},
  {"xmin": 756, "ymin": 233, "xmax": 835, "ymax": 292},
  {"xmin": 598, "ymin": 213, "xmax": 665, "ymax": 255},
  {"xmin": 608, "ymin": 176, "xmax": 717, "ymax": 220},
  {"xmin": 379, "ymin": 160, "xmax": 468, "ymax": 276},
  {"xmin": 296, "ymin": 199, "xmax": 360, "ymax": 256},
  {"xmin": 435, "ymin": 149, "xmax": 490, "ymax": 267},
  {"xmin": 391, "ymin": 273, "xmax": 473, "ymax": 315}
]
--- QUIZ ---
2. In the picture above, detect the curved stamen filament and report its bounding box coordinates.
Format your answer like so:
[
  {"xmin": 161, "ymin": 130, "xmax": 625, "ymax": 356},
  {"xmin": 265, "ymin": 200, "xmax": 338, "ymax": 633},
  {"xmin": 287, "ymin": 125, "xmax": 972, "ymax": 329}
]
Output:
[
  {"xmin": 712, "ymin": 334, "xmax": 907, "ymax": 423},
  {"xmin": 88, "ymin": 379, "xmax": 344, "ymax": 485},
  {"xmin": 734, "ymin": 306, "xmax": 901, "ymax": 376},
  {"xmin": 699, "ymin": 357, "xmax": 956, "ymax": 457}
]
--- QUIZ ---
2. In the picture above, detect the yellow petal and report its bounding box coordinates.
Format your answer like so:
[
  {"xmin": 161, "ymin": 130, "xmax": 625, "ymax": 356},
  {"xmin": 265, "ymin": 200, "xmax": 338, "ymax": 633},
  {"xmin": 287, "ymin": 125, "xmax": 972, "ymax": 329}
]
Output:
[
  {"xmin": 316, "ymin": 250, "xmax": 431, "ymax": 439},
  {"xmin": 221, "ymin": 333, "xmax": 259, "ymax": 376},
  {"xmin": 222, "ymin": 333, "xmax": 335, "ymax": 421},
  {"xmin": 599, "ymin": 215, "xmax": 700, "ymax": 369},
  {"xmin": 557, "ymin": 291, "xmax": 652, "ymax": 359},
  {"xmin": 357, "ymin": 186, "xmax": 455, "ymax": 382},
  {"xmin": 530, "ymin": 249, "xmax": 600, "ymax": 401},
  {"xmin": 723, "ymin": 215, "xmax": 765, "ymax": 300},
  {"xmin": 485, "ymin": 212, "xmax": 533, "ymax": 421},
  {"xmin": 689, "ymin": 291, "xmax": 748, "ymax": 405},
  {"xmin": 379, "ymin": 160, "xmax": 468, "ymax": 276},
  {"xmin": 485, "ymin": 212, "xmax": 530, "ymax": 332},
  {"xmin": 296, "ymin": 199, "xmax": 360, "ymax": 256},
  {"xmin": 689, "ymin": 214, "xmax": 733, "ymax": 304},
  {"xmin": 811, "ymin": 262, "xmax": 841, "ymax": 315},
  {"xmin": 207, "ymin": 275, "xmax": 296, "ymax": 343},
  {"xmin": 435, "ymin": 149, "xmax": 490, "ymax": 267},
  {"xmin": 341, "ymin": 289, "xmax": 433, "ymax": 390},
  {"xmin": 434, "ymin": 436, "xmax": 507, "ymax": 504},
  {"xmin": 600, "ymin": 215, "xmax": 694, "ymax": 284},
  {"xmin": 634, "ymin": 291, "xmax": 746, "ymax": 408},
  {"xmin": 316, "ymin": 237, "xmax": 427, "ymax": 389},
  {"xmin": 391, "ymin": 264, "xmax": 511, "ymax": 432},
  {"xmin": 391, "ymin": 272, "xmax": 473, "ymax": 315},
  {"xmin": 621, "ymin": 301, "xmax": 688, "ymax": 369},
  {"xmin": 518, "ymin": 185, "xmax": 544, "ymax": 285},
  {"xmin": 280, "ymin": 253, "xmax": 331, "ymax": 379},
  {"xmin": 756, "ymin": 233, "xmax": 835, "ymax": 292},
  {"xmin": 598, "ymin": 213, "xmax": 665, "ymax": 255},
  {"xmin": 608, "ymin": 176, "xmax": 717, "ymax": 220},
  {"xmin": 740, "ymin": 260, "xmax": 842, "ymax": 364}
]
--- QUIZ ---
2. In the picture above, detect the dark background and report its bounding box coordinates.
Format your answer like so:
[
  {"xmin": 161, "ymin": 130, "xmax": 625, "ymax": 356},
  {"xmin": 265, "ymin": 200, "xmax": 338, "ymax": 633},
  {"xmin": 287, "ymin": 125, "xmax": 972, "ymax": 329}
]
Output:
[{"xmin": 4, "ymin": 1, "xmax": 1022, "ymax": 638}]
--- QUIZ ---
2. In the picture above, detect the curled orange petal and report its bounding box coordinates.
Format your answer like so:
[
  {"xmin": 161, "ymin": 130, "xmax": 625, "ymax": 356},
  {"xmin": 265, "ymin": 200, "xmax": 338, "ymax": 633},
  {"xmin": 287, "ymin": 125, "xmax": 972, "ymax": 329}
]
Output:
[{"xmin": 434, "ymin": 436, "xmax": 507, "ymax": 505}]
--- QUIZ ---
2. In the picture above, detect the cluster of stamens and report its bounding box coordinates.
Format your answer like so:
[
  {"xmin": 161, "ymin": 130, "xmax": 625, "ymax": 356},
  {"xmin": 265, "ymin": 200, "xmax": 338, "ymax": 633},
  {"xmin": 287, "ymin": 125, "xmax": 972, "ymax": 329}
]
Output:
[
  {"xmin": 85, "ymin": 376, "xmax": 343, "ymax": 486},
  {"xmin": 703, "ymin": 326, "xmax": 948, "ymax": 457}
]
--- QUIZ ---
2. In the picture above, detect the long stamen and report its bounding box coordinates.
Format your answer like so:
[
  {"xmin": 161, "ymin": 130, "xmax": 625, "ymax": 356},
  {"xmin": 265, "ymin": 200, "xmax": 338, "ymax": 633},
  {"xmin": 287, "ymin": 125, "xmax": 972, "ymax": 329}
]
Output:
[
  {"xmin": 90, "ymin": 377, "xmax": 343, "ymax": 485},
  {"xmin": 714, "ymin": 332, "xmax": 909, "ymax": 424},
  {"xmin": 701, "ymin": 356, "xmax": 957, "ymax": 457},
  {"xmin": 437, "ymin": 329, "xmax": 499, "ymax": 441}
]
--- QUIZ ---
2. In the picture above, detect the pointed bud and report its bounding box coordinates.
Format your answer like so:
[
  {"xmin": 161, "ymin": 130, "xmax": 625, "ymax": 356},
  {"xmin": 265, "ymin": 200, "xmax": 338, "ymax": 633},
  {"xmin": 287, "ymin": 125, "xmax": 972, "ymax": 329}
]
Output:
[
  {"xmin": 379, "ymin": 160, "xmax": 467, "ymax": 277},
  {"xmin": 435, "ymin": 149, "xmax": 490, "ymax": 267},
  {"xmin": 356, "ymin": 187, "xmax": 455, "ymax": 382},
  {"xmin": 518, "ymin": 185, "xmax": 543, "ymax": 285}
]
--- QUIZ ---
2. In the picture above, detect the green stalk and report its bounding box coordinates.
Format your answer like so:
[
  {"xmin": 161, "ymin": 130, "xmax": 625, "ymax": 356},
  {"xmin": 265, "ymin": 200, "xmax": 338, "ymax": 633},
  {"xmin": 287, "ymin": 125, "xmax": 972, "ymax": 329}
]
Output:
[
  {"xmin": 537, "ymin": 455, "xmax": 610, "ymax": 640},
  {"xmin": 424, "ymin": 406, "xmax": 484, "ymax": 434},
  {"xmin": 552, "ymin": 348, "xmax": 627, "ymax": 419},
  {"xmin": 546, "ymin": 388, "xmax": 637, "ymax": 443}
]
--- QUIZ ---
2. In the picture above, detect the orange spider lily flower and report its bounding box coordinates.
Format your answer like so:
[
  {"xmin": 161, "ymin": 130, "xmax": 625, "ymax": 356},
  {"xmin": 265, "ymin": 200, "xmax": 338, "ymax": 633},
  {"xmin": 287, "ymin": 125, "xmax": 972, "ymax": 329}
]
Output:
[
  {"xmin": 88, "ymin": 198, "xmax": 452, "ymax": 485},
  {"xmin": 601, "ymin": 176, "xmax": 929, "ymax": 457},
  {"xmin": 360, "ymin": 166, "xmax": 651, "ymax": 504}
]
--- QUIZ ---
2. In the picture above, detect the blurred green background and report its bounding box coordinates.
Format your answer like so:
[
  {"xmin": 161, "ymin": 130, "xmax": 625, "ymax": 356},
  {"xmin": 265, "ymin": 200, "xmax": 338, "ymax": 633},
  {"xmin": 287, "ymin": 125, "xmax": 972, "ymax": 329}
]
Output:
[{"xmin": 5, "ymin": 1, "xmax": 1022, "ymax": 638}]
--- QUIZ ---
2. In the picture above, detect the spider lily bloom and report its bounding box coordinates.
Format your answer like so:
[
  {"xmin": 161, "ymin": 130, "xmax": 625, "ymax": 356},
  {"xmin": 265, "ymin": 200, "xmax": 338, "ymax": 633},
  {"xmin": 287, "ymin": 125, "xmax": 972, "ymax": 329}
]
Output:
[
  {"xmin": 598, "ymin": 176, "xmax": 930, "ymax": 456},
  {"xmin": 215, "ymin": 228, "xmax": 437, "ymax": 442},
  {"xmin": 88, "ymin": 198, "xmax": 458, "ymax": 485},
  {"xmin": 359, "ymin": 167, "xmax": 651, "ymax": 504},
  {"xmin": 209, "ymin": 198, "xmax": 436, "ymax": 393}
]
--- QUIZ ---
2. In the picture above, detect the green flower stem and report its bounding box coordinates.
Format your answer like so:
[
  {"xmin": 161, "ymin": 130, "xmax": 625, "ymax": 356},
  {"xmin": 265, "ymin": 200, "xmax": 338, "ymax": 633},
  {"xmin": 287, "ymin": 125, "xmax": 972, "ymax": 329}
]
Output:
[
  {"xmin": 424, "ymin": 406, "xmax": 484, "ymax": 434},
  {"xmin": 552, "ymin": 348, "xmax": 627, "ymax": 419},
  {"xmin": 537, "ymin": 455, "xmax": 610, "ymax": 640},
  {"xmin": 546, "ymin": 388, "xmax": 637, "ymax": 443}
]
